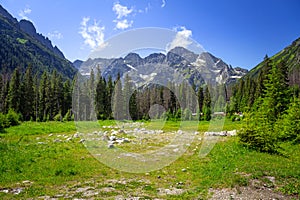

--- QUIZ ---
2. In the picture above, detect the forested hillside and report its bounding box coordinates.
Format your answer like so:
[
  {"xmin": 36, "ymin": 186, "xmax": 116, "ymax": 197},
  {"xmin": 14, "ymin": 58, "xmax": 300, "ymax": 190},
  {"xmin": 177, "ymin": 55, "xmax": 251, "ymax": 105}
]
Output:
[
  {"xmin": 228, "ymin": 37, "xmax": 300, "ymax": 113},
  {"xmin": 0, "ymin": 5, "xmax": 77, "ymax": 79},
  {"xmin": 227, "ymin": 37, "xmax": 300, "ymax": 152}
]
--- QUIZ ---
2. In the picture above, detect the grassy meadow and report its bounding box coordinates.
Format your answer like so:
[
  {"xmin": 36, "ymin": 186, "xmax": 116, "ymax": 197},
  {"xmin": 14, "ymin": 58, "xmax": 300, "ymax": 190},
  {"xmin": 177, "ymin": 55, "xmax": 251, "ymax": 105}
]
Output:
[{"xmin": 0, "ymin": 120, "xmax": 299, "ymax": 199}]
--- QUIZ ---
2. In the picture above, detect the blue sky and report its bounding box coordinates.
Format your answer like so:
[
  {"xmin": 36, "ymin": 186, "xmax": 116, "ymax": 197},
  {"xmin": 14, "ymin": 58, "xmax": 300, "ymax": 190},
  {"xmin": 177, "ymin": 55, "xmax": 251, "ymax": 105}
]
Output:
[{"xmin": 1, "ymin": 0, "xmax": 300, "ymax": 69}]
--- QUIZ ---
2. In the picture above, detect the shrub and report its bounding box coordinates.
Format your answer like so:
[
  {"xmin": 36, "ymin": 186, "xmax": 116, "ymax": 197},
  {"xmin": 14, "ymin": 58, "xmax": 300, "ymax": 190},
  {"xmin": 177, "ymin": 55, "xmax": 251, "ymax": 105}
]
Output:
[
  {"xmin": 238, "ymin": 112, "xmax": 280, "ymax": 153},
  {"xmin": 0, "ymin": 113, "xmax": 9, "ymax": 129},
  {"xmin": 183, "ymin": 108, "xmax": 192, "ymax": 120},
  {"xmin": 63, "ymin": 110, "xmax": 72, "ymax": 122},
  {"xmin": 275, "ymin": 98, "xmax": 300, "ymax": 143},
  {"xmin": 53, "ymin": 113, "xmax": 62, "ymax": 122},
  {"xmin": 6, "ymin": 109, "xmax": 20, "ymax": 126}
]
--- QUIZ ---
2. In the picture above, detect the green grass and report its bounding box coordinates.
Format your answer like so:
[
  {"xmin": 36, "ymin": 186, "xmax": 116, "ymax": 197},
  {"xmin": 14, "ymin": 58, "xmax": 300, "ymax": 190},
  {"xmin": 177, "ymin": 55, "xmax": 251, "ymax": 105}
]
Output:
[
  {"xmin": 0, "ymin": 120, "xmax": 299, "ymax": 199},
  {"xmin": 16, "ymin": 38, "xmax": 27, "ymax": 44}
]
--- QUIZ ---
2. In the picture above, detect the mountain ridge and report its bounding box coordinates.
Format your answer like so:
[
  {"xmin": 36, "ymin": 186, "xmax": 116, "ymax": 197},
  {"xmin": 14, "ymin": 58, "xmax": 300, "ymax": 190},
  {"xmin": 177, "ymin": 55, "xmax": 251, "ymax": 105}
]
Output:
[
  {"xmin": 241, "ymin": 37, "xmax": 300, "ymax": 86},
  {"xmin": 78, "ymin": 47, "xmax": 248, "ymax": 87}
]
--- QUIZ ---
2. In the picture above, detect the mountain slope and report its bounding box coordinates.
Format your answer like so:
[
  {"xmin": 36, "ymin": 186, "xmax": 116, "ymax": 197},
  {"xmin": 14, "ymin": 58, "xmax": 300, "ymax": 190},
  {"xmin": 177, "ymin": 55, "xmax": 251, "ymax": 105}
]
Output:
[
  {"xmin": 0, "ymin": 5, "xmax": 76, "ymax": 79},
  {"xmin": 243, "ymin": 37, "xmax": 300, "ymax": 85}
]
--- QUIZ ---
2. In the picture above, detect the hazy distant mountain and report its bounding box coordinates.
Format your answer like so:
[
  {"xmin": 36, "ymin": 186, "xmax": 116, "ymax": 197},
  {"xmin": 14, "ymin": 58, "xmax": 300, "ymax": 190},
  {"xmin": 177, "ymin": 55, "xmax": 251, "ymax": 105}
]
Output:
[
  {"xmin": 73, "ymin": 59, "xmax": 83, "ymax": 69},
  {"xmin": 0, "ymin": 4, "xmax": 76, "ymax": 78},
  {"xmin": 80, "ymin": 46, "xmax": 248, "ymax": 86}
]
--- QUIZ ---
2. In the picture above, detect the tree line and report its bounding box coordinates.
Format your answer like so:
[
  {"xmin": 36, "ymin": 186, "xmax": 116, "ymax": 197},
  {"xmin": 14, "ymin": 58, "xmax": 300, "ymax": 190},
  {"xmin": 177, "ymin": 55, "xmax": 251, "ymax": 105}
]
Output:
[
  {"xmin": 0, "ymin": 66, "xmax": 73, "ymax": 129},
  {"xmin": 1, "ymin": 66, "xmax": 219, "ymax": 129},
  {"xmin": 72, "ymin": 68, "xmax": 216, "ymax": 122}
]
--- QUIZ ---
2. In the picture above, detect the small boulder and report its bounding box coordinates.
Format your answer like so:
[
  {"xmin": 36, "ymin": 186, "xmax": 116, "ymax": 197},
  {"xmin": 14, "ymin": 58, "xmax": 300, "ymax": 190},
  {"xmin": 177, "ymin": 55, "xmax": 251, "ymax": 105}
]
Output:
[
  {"xmin": 79, "ymin": 139, "xmax": 85, "ymax": 143},
  {"xmin": 109, "ymin": 136, "xmax": 116, "ymax": 141},
  {"xmin": 54, "ymin": 139, "xmax": 62, "ymax": 143}
]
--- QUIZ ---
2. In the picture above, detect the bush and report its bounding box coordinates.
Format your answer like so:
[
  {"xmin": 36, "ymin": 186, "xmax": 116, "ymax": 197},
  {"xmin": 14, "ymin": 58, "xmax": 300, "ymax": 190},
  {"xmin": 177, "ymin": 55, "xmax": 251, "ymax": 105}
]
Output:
[
  {"xmin": 0, "ymin": 113, "xmax": 9, "ymax": 129},
  {"xmin": 275, "ymin": 98, "xmax": 300, "ymax": 143},
  {"xmin": 183, "ymin": 108, "xmax": 192, "ymax": 120},
  {"xmin": 6, "ymin": 109, "xmax": 20, "ymax": 126},
  {"xmin": 63, "ymin": 110, "xmax": 72, "ymax": 122},
  {"xmin": 238, "ymin": 112, "xmax": 280, "ymax": 153},
  {"xmin": 53, "ymin": 113, "xmax": 62, "ymax": 122}
]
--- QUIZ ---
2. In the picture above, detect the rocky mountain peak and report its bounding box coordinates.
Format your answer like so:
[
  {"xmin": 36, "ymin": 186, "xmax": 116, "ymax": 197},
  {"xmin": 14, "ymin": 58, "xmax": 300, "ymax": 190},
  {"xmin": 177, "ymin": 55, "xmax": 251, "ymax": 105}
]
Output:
[
  {"xmin": 124, "ymin": 53, "xmax": 142, "ymax": 62},
  {"xmin": 19, "ymin": 19, "xmax": 36, "ymax": 35},
  {"xmin": 18, "ymin": 19, "xmax": 65, "ymax": 59},
  {"xmin": 169, "ymin": 46, "xmax": 198, "ymax": 62},
  {"xmin": 144, "ymin": 53, "xmax": 166, "ymax": 64}
]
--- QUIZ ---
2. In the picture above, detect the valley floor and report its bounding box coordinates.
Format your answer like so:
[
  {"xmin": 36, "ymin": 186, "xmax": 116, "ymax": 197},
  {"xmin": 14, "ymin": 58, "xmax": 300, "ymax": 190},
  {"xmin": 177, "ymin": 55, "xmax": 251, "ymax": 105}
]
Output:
[{"xmin": 0, "ymin": 120, "xmax": 299, "ymax": 199}]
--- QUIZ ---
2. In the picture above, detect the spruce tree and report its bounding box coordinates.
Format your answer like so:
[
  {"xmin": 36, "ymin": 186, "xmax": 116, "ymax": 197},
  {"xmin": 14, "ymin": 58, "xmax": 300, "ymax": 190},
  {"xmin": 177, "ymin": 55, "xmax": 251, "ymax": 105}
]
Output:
[
  {"xmin": 62, "ymin": 80, "xmax": 72, "ymax": 117},
  {"xmin": 95, "ymin": 74, "xmax": 107, "ymax": 119},
  {"xmin": 33, "ymin": 74, "xmax": 39, "ymax": 121},
  {"xmin": 276, "ymin": 97, "xmax": 300, "ymax": 143},
  {"xmin": 8, "ymin": 68, "xmax": 22, "ymax": 114},
  {"xmin": 203, "ymin": 86, "xmax": 211, "ymax": 121},
  {"xmin": 263, "ymin": 62, "xmax": 290, "ymax": 122},
  {"xmin": 238, "ymin": 60, "xmax": 290, "ymax": 153},
  {"xmin": 23, "ymin": 66, "xmax": 34, "ymax": 120},
  {"xmin": 123, "ymin": 74, "xmax": 133, "ymax": 120},
  {"xmin": 0, "ymin": 75, "xmax": 3, "ymax": 112},
  {"xmin": 197, "ymin": 87, "xmax": 204, "ymax": 114},
  {"xmin": 106, "ymin": 76, "xmax": 114, "ymax": 119},
  {"xmin": 112, "ymin": 73, "xmax": 123, "ymax": 120},
  {"xmin": 39, "ymin": 72, "xmax": 50, "ymax": 121},
  {"xmin": 129, "ymin": 90, "xmax": 138, "ymax": 120}
]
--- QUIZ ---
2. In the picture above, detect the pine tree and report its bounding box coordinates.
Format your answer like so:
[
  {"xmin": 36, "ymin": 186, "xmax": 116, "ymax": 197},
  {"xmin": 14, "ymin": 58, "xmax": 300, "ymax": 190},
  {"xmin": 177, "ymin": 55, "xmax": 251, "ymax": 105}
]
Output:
[
  {"xmin": 106, "ymin": 76, "xmax": 114, "ymax": 119},
  {"xmin": 62, "ymin": 80, "xmax": 72, "ymax": 117},
  {"xmin": 112, "ymin": 73, "xmax": 124, "ymax": 120},
  {"xmin": 22, "ymin": 66, "xmax": 34, "ymax": 120},
  {"xmin": 8, "ymin": 68, "xmax": 22, "ymax": 114},
  {"xmin": 33, "ymin": 74, "xmax": 39, "ymax": 121},
  {"xmin": 203, "ymin": 86, "xmax": 211, "ymax": 121},
  {"xmin": 50, "ymin": 70, "xmax": 63, "ymax": 120},
  {"xmin": 89, "ymin": 69, "xmax": 95, "ymax": 119},
  {"xmin": 276, "ymin": 97, "xmax": 300, "ymax": 143},
  {"xmin": 238, "ymin": 60, "xmax": 290, "ymax": 153},
  {"xmin": 39, "ymin": 72, "xmax": 50, "ymax": 121},
  {"xmin": 0, "ymin": 75, "xmax": 3, "ymax": 112},
  {"xmin": 263, "ymin": 62, "xmax": 290, "ymax": 122},
  {"xmin": 95, "ymin": 74, "xmax": 108, "ymax": 120},
  {"xmin": 129, "ymin": 90, "xmax": 138, "ymax": 120},
  {"xmin": 197, "ymin": 87, "xmax": 204, "ymax": 114},
  {"xmin": 123, "ymin": 74, "xmax": 133, "ymax": 120}
]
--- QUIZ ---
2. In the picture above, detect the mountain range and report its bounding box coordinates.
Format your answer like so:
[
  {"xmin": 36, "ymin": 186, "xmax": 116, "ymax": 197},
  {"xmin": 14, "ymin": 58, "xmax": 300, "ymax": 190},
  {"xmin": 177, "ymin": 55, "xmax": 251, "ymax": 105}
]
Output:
[
  {"xmin": 0, "ymin": 5, "xmax": 76, "ymax": 79},
  {"xmin": 77, "ymin": 47, "xmax": 248, "ymax": 87}
]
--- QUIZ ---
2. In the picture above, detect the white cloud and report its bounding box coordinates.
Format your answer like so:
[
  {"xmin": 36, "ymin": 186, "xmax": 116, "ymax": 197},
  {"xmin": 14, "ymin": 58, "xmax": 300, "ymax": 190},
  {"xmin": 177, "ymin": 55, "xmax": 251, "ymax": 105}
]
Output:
[
  {"xmin": 114, "ymin": 19, "xmax": 133, "ymax": 30},
  {"xmin": 79, "ymin": 17, "xmax": 107, "ymax": 50},
  {"xmin": 161, "ymin": 0, "xmax": 166, "ymax": 8},
  {"xmin": 166, "ymin": 26, "xmax": 193, "ymax": 51},
  {"xmin": 47, "ymin": 31, "xmax": 63, "ymax": 40},
  {"xmin": 112, "ymin": 2, "xmax": 134, "ymax": 30},
  {"xmin": 113, "ymin": 3, "xmax": 133, "ymax": 19},
  {"xmin": 19, "ymin": 6, "xmax": 32, "ymax": 20}
]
